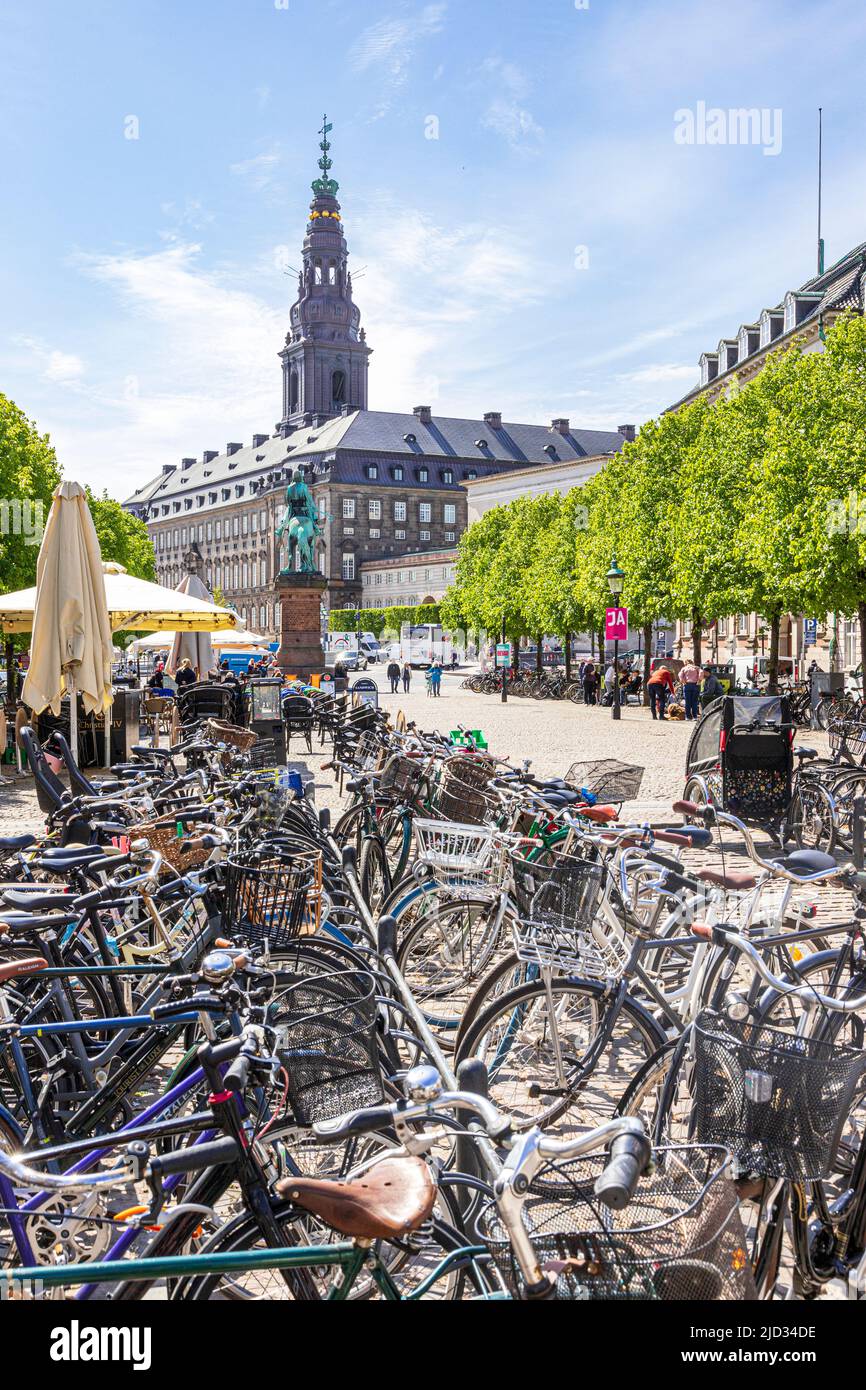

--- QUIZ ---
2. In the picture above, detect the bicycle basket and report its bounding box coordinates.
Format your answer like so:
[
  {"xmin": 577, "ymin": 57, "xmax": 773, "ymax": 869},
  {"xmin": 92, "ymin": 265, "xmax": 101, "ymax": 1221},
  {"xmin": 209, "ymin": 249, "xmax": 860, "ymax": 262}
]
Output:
[
  {"xmin": 510, "ymin": 850, "xmax": 628, "ymax": 980},
  {"xmin": 272, "ymin": 969, "xmax": 384, "ymax": 1125},
  {"xmin": 205, "ymin": 719, "xmax": 258, "ymax": 752},
  {"xmin": 478, "ymin": 1144, "xmax": 753, "ymax": 1301},
  {"xmin": 692, "ymin": 1009, "xmax": 866, "ymax": 1180},
  {"xmin": 248, "ymin": 737, "xmax": 277, "ymax": 770},
  {"xmin": 564, "ymin": 760, "xmax": 645, "ymax": 804},
  {"xmin": 221, "ymin": 847, "xmax": 322, "ymax": 949},
  {"xmin": 431, "ymin": 756, "xmax": 498, "ymax": 825},
  {"xmin": 377, "ymin": 753, "xmax": 429, "ymax": 802},
  {"xmin": 131, "ymin": 819, "xmax": 211, "ymax": 872},
  {"xmin": 828, "ymin": 717, "xmax": 866, "ymax": 764}
]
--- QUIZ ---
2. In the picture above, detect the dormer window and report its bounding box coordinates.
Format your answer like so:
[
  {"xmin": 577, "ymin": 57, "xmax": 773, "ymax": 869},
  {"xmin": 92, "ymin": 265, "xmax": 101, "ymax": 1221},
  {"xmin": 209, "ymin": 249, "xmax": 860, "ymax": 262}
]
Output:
[
  {"xmin": 366, "ymin": 464, "xmax": 378, "ymax": 480},
  {"xmin": 760, "ymin": 308, "xmax": 785, "ymax": 348},
  {"xmin": 784, "ymin": 291, "xmax": 821, "ymax": 333},
  {"xmin": 717, "ymin": 340, "xmax": 739, "ymax": 374},
  {"xmin": 392, "ymin": 465, "xmax": 404, "ymax": 481},
  {"xmin": 221, "ymin": 489, "xmax": 230, "ymax": 501},
  {"xmin": 197, "ymin": 495, "xmax": 205, "ymax": 507},
  {"xmin": 417, "ymin": 467, "xmax": 428, "ymax": 483},
  {"xmin": 465, "ymin": 469, "xmax": 477, "ymax": 481},
  {"xmin": 737, "ymin": 325, "xmax": 760, "ymax": 361},
  {"xmin": 402, "ymin": 433, "xmax": 416, "ymax": 445},
  {"xmin": 543, "ymin": 443, "xmax": 558, "ymax": 459},
  {"xmin": 441, "ymin": 468, "xmax": 454, "ymax": 484},
  {"xmin": 700, "ymin": 352, "xmax": 719, "ymax": 387}
]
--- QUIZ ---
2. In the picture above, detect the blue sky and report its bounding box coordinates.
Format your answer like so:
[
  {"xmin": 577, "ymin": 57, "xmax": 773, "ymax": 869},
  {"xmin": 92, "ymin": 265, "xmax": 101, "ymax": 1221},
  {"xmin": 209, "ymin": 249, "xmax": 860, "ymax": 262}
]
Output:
[{"xmin": 2, "ymin": 0, "xmax": 865, "ymax": 496}]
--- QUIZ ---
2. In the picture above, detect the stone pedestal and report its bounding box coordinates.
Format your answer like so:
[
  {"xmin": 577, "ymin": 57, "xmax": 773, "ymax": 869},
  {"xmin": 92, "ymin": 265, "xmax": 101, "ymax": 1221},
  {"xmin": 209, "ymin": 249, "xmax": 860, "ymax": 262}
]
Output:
[{"xmin": 274, "ymin": 573, "xmax": 327, "ymax": 679}]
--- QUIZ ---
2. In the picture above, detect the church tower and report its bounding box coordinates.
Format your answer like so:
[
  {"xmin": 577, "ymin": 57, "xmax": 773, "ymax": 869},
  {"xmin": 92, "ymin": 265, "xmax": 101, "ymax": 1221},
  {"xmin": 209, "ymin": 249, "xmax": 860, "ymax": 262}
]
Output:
[{"xmin": 277, "ymin": 117, "xmax": 371, "ymax": 437}]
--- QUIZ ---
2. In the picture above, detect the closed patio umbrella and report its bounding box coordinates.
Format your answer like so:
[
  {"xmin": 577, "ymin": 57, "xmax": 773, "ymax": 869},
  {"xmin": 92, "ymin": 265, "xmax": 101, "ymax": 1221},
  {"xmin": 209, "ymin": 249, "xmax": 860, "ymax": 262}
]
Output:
[
  {"xmin": 21, "ymin": 481, "xmax": 113, "ymax": 763},
  {"xmin": 166, "ymin": 574, "xmax": 215, "ymax": 678}
]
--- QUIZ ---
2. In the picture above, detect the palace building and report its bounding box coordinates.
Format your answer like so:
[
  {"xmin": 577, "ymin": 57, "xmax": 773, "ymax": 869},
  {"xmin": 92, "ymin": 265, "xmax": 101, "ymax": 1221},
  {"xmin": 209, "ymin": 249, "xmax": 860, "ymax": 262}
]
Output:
[{"xmin": 125, "ymin": 121, "xmax": 629, "ymax": 633}]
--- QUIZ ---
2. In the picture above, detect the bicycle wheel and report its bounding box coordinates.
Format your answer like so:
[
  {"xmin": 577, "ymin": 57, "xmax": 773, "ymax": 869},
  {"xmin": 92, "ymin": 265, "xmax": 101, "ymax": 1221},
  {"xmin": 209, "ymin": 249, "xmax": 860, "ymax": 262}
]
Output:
[
  {"xmin": 454, "ymin": 975, "xmax": 665, "ymax": 1133},
  {"xmin": 787, "ymin": 781, "xmax": 836, "ymax": 853},
  {"xmin": 395, "ymin": 896, "xmax": 505, "ymax": 1034},
  {"xmin": 359, "ymin": 835, "xmax": 391, "ymax": 912}
]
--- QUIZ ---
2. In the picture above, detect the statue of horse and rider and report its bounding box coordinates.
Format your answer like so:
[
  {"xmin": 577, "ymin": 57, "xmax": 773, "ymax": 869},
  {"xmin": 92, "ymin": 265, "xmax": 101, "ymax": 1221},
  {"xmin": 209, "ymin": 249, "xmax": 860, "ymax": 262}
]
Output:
[{"xmin": 276, "ymin": 469, "xmax": 325, "ymax": 575}]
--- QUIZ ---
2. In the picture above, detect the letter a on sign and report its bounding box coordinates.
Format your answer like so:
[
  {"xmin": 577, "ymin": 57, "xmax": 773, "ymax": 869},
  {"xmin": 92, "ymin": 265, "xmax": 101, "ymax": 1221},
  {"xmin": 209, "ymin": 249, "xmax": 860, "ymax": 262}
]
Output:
[{"xmin": 605, "ymin": 608, "xmax": 628, "ymax": 642}]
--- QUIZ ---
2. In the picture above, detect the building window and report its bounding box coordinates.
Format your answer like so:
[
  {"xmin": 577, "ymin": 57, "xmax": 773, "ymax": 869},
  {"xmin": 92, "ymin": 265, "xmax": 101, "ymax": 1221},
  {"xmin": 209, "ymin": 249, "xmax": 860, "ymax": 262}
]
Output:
[
  {"xmin": 465, "ymin": 469, "xmax": 477, "ymax": 481},
  {"xmin": 318, "ymin": 498, "xmax": 327, "ymax": 520},
  {"xmin": 332, "ymin": 369, "xmax": 346, "ymax": 406},
  {"xmin": 342, "ymin": 498, "xmax": 356, "ymax": 519},
  {"xmin": 395, "ymin": 528, "xmax": 406, "ymax": 540},
  {"xmin": 419, "ymin": 502, "xmax": 431, "ymax": 523},
  {"xmin": 260, "ymin": 510, "xmax": 267, "ymax": 531},
  {"xmin": 442, "ymin": 469, "xmax": 453, "ymax": 485},
  {"xmin": 386, "ymin": 572, "xmax": 393, "ymax": 585},
  {"xmin": 370, "ymin": 528, "xmax": 380, "ymax": 539},
  {"xmin": 718, "ymin": 618, "xmax": 728, "ymax": 637},
  {"xmin": 375, "ymin": 573, "xmax": 383, "ymax": 586},
  {"xmin": 260, "ymin": 605, "xmax": 266, "ymax": 630},
  {"xmin": 368, "ymin": 499, "xmax": 381, "ymax": 520},
  {"xmin": 445, "ymin": 531, "xmax": 455, "ymax": 542},
  {"xmin": 444, "ymin": 503, "xmax": 456, "ymax": 524},
  {"xmin": 343, "ymin": 525, "xmax": 355, "ymax": 535},
  {"xmin": 393, "ymin": 500, "xmax": 407, "ymax": 522},
  {"xmin": 737, "ymin": 614, "xmax": 749, "ymax": 636},
  {"xmin": 233, "ymin": 517, "xmax": 239, "ymax": 537},
  {"xmin": 393, "ymin": 465, "xmax": 404, "ymax": 481},
  {"xmin": 418, "ymin": 467, "xmax": 428, "ymax": 483},
  {"xmin": 242, "ymin": 563, "xmax": 249, "ymax": 588},
  {"xmin": 342, "ymin": 553, "xmax": 355, "ymax": 581},
  {"xmin": 366, "ymin": 464, "xmax": 378, "ymax": 480},
  {"xmin": 420, "ymin": 530, "xmax": 431, "ymax": 541},
  {"xmin": 251, "ymin": 511, "xmax": 258, "ymax": 533}
]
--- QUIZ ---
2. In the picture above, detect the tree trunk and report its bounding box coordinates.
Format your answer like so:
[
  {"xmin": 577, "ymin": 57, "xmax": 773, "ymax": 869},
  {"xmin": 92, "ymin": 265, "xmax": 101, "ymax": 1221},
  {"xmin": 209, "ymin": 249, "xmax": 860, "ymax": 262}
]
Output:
[
  {"xmin": 643, "ymin": 623, "xmax": 652, "ymax": 706},
  {"xmin": 691, "ymin": 607, "xmax": 702, "ymax": 667},
  {"xmin": 599, "ymin": 624, "xmax": 606, "ymax": 669},
  {"xmin": 564, "ymin": 632, "xmax": 572, "ymax": 682},
  {"xmin": 859, "ymin": 601, "xmax": 866, "ymax": 680},
  {"xmin": 767, "ymin": 612, "xmax": 781, "ymax": 693},
  {"xmin": 536, "ymin": 634, "xmax": 543, "ymax": 679}
]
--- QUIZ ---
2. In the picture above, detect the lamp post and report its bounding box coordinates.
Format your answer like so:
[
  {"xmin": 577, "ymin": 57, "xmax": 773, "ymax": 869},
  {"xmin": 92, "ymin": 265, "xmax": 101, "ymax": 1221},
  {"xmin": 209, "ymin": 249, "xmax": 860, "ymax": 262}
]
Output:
[
  {"xmin": 501, "ymin": 616, "xmax": 508, "ymax": 703},
  {"xmin": 606, "ymin": 558, "xmax": 625, "ymax": 723}
]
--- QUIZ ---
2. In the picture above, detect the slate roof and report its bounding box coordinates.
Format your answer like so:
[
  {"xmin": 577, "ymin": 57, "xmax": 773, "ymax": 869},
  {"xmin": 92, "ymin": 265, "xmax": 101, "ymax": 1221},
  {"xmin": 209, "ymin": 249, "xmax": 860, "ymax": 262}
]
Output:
[
  {"xmin": 669, "ymin": 240, "xmax": 866, "ymax": 410},
  {"xmin": 125, "ymin": 412, "xmax": 626, "ymax": 511}
]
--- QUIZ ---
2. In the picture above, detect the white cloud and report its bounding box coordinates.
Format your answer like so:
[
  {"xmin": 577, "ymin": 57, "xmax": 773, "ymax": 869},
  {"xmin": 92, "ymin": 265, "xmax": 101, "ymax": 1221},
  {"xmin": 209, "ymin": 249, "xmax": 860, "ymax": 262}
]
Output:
[
  {"xmin": 229, "ymin": 150, "xmax": 281, "ymax": 191},
  {"xmin": 478, "ymin": 56, "xmax": 542, "ymax": 148},
  {"xmin": 349, "ymin": 3, "xmax": 446, "ymax": 115},
  {"xmin": 616, "ymin": 363, "xmax": 698, "ymax": 386},
  {"xmin": 16, "ymin": 337, "xmax": 85, "ymax": 383}
]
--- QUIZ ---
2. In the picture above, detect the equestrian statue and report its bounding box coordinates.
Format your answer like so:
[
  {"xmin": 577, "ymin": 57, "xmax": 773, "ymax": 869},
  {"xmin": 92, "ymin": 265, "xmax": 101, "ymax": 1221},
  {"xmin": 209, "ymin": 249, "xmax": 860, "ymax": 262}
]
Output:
[{"xmin": 276, "ymin": 469, "xmax": 324, "ymax": 576}]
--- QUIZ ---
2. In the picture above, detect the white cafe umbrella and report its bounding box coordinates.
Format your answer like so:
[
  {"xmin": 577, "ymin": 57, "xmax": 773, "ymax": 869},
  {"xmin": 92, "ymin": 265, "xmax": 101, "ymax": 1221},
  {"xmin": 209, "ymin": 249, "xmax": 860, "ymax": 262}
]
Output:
[
  {"xmin": 0, "ymin": 565, "xmax": 239, "ymax": 634},
  {"xmin": 130, "ymin": 627, "xmax": 269, "ymax": 653},
  {"xmin": 21, "ymin": 481, "xmax": 113, "ymax": 763}
]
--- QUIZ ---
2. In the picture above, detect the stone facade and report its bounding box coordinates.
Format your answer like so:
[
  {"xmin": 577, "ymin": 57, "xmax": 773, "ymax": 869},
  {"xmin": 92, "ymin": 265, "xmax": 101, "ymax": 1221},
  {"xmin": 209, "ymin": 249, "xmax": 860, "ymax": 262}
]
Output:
[{"xmin": 361, "ymin": 547, "xmax": 458, "ymax": 608}]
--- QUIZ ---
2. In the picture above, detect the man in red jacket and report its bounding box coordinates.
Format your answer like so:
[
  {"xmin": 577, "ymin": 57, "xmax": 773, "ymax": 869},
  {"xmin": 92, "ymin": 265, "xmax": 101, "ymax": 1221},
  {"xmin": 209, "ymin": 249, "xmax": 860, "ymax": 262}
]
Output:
[{"xmin": 647, "ymin": 665, "xmax": 676, "ymax": 721}]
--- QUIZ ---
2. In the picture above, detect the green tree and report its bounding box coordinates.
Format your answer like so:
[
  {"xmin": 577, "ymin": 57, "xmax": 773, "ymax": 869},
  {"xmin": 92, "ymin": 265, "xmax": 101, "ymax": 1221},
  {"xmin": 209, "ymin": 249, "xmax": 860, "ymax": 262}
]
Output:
[
  {"xmin": 0, "ymin": 393, "xmax": 62, "ymax": 594},
  {"xmin": 86, "ymin": 490, "xmax": 156, "ymax": 581}
]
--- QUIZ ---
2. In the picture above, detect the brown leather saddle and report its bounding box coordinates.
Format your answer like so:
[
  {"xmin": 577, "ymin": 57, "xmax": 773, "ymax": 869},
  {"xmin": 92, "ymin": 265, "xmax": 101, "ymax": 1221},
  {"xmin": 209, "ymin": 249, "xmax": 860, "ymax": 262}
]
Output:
[{"xmin": 276, "ymin": 1156, "xmax": 436, "ymax": 1241}]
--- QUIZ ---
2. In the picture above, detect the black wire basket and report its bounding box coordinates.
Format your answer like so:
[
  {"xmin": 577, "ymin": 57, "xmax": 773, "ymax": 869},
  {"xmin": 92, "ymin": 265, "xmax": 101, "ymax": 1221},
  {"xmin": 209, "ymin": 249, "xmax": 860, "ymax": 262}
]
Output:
[
  {"xmin": 564, "ymin": 759, "xmax": 645, "ymax": 804},
  {"xmin": 478, "ymin": 1145, "xmax": 753, "ymax": 1300},
  {"xmin": 221, "ymin": 847, "xmax": 322, "ymax": 949},
  {"xmin": 376, "ymin": 753, "xmax": 429, "ymax": 803},
  {"xmin": 828, "ymin": 717, "xmax": 866, "ymax": 765},
  {"xmin": 692, "ymin": 1009, "xmax": 866, "ymax": 1180},
  {"xmin": 271, "ymin": 969, "xmax": 384, "ymax": 1126},
  {"xmin": 508, "ymin": 849, "xmax": 625, "ymax": 979}
]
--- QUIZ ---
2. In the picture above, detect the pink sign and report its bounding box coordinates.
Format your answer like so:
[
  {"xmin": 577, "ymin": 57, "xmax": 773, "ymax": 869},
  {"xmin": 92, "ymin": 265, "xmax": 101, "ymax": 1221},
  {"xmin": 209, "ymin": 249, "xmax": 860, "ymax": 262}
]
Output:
[{"xmin": 605, "ymin": 607, "xmax": 628, "ymax": 642}]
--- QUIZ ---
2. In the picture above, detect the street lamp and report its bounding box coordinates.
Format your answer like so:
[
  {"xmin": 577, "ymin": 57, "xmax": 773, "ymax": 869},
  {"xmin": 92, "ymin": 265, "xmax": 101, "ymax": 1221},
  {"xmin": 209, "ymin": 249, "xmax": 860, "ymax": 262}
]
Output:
[{"xmin": 606, "ymin": 558, "xmax": 625, "ymax": 722}]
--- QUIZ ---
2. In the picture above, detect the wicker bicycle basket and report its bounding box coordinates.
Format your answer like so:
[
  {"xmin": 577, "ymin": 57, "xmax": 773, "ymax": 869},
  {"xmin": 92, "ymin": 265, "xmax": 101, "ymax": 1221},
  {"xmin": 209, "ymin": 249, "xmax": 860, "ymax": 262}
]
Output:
[
  {"xmin": 221, "ymin": 846, "xmax": 322, "ymax": 949},
  {"xmin": 376, "ymin": 753, "xmax": 429, "ymax": 803},
  {"xmin": 431, "ymin": 755, "xmax": 499, "ymax": 825},
  {"xmin": 271, "ymin": 968, "xmax": 384, "ymax": 1125},
  {"xmin": 131, "ymin": 818, "xmax": 212, "ymax": 872},
  {"xmin": 478, "ymin": 1144, "xmax": 754, "ymax": 1301},
  {"xmin": 205, "ymin": 718, "xmax": 258, "ymax": 752},
  {"xmin": 692, "ymin": 1009, "xmax": 866, "ymax": 1181}
]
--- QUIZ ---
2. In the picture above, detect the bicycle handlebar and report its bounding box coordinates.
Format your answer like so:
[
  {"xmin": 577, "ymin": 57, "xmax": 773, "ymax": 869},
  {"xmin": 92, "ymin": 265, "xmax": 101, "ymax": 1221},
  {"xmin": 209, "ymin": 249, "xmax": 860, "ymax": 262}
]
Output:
[{"xmin": 692, "ymin": 922, "xmax": 866, "ymax": 1012}]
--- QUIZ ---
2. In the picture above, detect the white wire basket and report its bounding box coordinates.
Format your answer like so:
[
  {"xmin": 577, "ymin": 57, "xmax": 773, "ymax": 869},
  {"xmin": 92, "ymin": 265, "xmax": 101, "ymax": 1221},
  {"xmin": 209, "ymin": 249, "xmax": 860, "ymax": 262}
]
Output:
[
  {"xmin": 509, "ymin": 852, "xmax": 630, "ymax": 981},
  {"xmin": 412, "ymin": 820, "xmax": 524, "ymax": 897}
]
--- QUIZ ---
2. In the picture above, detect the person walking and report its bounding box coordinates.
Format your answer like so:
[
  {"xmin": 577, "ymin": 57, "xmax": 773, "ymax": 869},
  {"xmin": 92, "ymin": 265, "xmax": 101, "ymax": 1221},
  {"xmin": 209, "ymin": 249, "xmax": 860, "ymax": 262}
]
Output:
[
  {"xmin": 647, "ymin": 664, "xmax": 676, "ymax": 720},
  {"xmin": 680, "ymin": 659, "xmax": 701, "ymax": 720},
  {"xmin": 429, "ymin": 660, "xmax": 442, "ymax": 697},
  {"xmin": 582, "ymin": 661, "xmax": 598, "ymax": 706},
  {"xmin": 402, "ymin": 661, "xmax": 411, "ymax": 693},
  {"xmin": 386, "ymin": 658, "xmax": 401, "ymax": 694}
]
